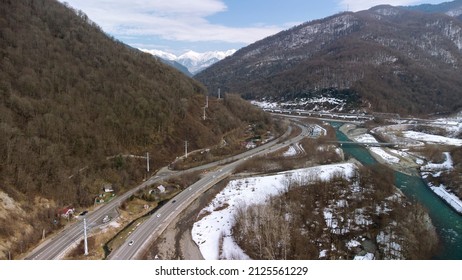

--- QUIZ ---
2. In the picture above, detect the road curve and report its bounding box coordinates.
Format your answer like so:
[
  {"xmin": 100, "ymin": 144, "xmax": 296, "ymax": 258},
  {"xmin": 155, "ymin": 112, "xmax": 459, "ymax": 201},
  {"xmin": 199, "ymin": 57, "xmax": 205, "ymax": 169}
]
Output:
[
  {"xmin": 108, "ymin": 121, "xmax": 310, "ymax": 260},
  {"xmin": 26, "ymin": 119, "xmax": 310, "ymax": 260}
]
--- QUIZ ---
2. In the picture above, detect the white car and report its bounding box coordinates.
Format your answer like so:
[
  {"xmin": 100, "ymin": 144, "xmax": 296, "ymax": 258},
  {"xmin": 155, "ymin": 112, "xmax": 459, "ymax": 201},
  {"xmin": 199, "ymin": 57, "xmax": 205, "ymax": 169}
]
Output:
[{"xmin": 128, "ymin": 240, "xmax": 134, "ymax": 246}]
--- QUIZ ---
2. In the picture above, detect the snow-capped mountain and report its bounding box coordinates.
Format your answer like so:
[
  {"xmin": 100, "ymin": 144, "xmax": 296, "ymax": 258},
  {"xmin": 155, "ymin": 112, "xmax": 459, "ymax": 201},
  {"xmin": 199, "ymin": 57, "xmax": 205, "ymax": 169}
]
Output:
[
  {"xmin": 143, "ymin": 49, "xmax": 177, "ymax": 61},
  {"xmin": 140, "ymin": 49, "xmax": 236, "ymax": 74}
]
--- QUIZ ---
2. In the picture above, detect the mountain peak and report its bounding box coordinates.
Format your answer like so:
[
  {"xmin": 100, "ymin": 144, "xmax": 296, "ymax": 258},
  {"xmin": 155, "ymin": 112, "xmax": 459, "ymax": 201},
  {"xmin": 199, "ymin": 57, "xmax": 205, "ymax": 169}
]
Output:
[
  {"xmin": 369, "ymin": 5, "xmax": 403, "ymax": 16},
  {"xmin": 141, "ymin": 49, "xmax": 236, "ymax": 74}
]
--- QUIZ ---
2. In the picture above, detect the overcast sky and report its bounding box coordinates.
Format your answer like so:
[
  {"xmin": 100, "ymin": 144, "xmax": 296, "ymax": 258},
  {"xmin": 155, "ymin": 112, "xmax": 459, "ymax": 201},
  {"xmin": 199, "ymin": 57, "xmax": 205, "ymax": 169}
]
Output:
[{"xmin": 61, "ymin": 0, "xmax": 448, "ymax": 54}]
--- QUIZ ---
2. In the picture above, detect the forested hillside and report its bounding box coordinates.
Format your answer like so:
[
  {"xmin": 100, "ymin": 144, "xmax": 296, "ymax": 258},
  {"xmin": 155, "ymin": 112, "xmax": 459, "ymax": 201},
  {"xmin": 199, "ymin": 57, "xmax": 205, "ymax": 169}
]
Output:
[
  {"xmin": 0, "ymin": 0, "xmax": 272, "ymax": 257},
  {"xmin": 404, "ymin": 0, "xmax": 462, "ymax": 21},
  {"xmin": 196, "ymin": 5, "xmax": 462, "ymax": 115}
]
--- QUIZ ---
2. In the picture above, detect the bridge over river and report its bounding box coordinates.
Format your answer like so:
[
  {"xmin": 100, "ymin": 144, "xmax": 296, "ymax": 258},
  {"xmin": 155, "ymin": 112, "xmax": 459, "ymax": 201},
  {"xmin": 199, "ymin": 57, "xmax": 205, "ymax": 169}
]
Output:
[{"xmin": 332, "ymin": 141, "xmax": 398, "ymax": 148}]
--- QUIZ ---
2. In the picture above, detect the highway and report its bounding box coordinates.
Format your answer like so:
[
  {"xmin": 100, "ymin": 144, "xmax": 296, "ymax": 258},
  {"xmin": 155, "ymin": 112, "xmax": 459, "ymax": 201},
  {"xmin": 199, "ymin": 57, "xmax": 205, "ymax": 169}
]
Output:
[
  {"xmin": 25, "ymin": 120, "xmax": 308, "ymax": 260},
  {"xmin": 108, "ymin": 121, "xmax": 311, "ymax": 260},
  {"xmin": 25, "ymin": 172, "xmax": 173, "ymax": 260}
]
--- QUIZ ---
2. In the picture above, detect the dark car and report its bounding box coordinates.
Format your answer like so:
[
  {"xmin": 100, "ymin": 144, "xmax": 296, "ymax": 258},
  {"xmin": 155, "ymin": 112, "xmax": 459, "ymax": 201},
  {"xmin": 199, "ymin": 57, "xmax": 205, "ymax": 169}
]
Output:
[{"xmin": 79, "ymin": 210, "xmax": 88, "ymax": 216}]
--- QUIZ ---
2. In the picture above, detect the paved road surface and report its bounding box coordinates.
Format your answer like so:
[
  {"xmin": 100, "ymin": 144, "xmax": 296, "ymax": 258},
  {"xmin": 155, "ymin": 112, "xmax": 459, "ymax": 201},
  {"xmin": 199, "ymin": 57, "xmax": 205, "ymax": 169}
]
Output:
[
  {"xmin": 26, "ymin": 119, "xmax": 309, "ymax": 260},
  {"xmin": 108, "ymin": 121, "xmax": 310, "ymax": 260}
]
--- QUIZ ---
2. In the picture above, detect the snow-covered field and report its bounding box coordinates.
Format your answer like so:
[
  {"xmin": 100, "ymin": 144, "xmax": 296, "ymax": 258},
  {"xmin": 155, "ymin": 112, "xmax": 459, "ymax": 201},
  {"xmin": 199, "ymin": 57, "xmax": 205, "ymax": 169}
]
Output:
[
  {"xmin": 403, "ymin": 131, "xmax": 462, "ymax": 146},
  {"xmin": 351, "ymin": 117, "xmax": 462, "ymax": 215},
  {"xmin": 251, "ymin": 98, "xmax": 346, "ymax": 111},
  {"xmin": 369, "ymin": 147, "xmax": 400, "ymax": 163},
  {"xmin": 191, "ymin": 163, "xmax": 357, "ymax": 260},
  {"xmin": 250, "ymin": 100, "xmax": 279, "ymax": 110},
  {"xmin": 353, "ymin": 134, "xmax": 378, "ymax": 143},
  {"xmin": 421, "ymin": 153, "xmax": 462, "ymax": 214}
]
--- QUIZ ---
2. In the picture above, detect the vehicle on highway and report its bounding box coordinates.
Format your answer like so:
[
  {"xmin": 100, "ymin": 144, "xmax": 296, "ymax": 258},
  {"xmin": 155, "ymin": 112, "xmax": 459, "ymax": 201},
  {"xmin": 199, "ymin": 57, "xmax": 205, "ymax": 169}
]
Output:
[
  {"xmin": 156, "ymin": 213, "xmax": 161, "ymax": 217},
  {"xmin": 79, "ymin": 210, "xmax": 88, "ymax": 216},
  {"xmin": 128, "ymin": 240, "xmax": 134, "ymax": 246},
  {"xmin": 171, "ymin": 200, "xmax": 176, "ymax": 203},
  {"xmin": 103, "ymin": 215, "xmax": 110, "ymax": 223}
]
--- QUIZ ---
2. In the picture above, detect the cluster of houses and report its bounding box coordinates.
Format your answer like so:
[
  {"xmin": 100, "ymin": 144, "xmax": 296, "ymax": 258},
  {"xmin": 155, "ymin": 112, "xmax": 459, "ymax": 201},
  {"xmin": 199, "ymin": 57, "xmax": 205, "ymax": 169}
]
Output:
[{"xmin": 56, "ymin": 184, "xmax": 115, "ymax": 219}]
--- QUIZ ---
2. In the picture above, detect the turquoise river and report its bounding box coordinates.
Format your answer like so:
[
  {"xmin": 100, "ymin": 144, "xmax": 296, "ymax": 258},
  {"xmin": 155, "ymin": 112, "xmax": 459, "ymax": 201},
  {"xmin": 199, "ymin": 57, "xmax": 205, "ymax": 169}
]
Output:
[{"xmin": 330, "ymin": 122, "xmax": 462, "ymax": 259}]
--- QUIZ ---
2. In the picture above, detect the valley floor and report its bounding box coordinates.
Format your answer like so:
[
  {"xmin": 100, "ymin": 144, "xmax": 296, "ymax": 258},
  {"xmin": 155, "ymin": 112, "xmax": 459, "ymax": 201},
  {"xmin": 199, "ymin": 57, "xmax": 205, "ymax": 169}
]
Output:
[
  {"xmin": 148, "ymin": 114, "xmax": 462, "ymax": 260},
  {"xmin": 340, "ymin": 120, "xmax": 462, "ymax": 215}
]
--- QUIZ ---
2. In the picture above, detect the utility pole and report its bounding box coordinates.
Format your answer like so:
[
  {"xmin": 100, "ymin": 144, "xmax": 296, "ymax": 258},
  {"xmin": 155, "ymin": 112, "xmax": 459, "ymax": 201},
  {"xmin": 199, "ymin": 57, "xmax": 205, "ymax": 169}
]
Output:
[
  {"xmin": 203, "ymin": 107, "xmax": 206, "ymax": 121},
  {"xmin": 146, "ymin": 152, "xmax": 150, "ymax": 173},
  {"xmin": 184, "ymin": 141, "xmax": 188, "ymax": 158},
  {"xmin": 83, "ymin": 218, "xmax": 88, "ymax": 256},
  {"xmin": 218, "ymin": 88, "xmax": 221, "ymax": 99},
  {"xmin": 205, "ymin": 95, "xmax": 209, "ymax": 108}
]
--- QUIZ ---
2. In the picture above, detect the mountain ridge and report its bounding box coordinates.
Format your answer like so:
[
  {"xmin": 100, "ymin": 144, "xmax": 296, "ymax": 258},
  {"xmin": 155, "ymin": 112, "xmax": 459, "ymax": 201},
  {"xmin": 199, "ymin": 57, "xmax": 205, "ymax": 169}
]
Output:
[
  {"xmin": 403, "ymin": 0, "xmax": 462, "ymax": 20},
  {"xmin": 195, "ymin": 5, "xmax": 462, "ymax": 115}
]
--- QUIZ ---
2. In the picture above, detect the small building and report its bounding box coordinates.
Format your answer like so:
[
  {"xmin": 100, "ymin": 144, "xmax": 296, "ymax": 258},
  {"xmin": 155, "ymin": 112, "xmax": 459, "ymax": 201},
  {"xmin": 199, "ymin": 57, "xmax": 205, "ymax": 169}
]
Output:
[
  {"xmin": 102, "ymin": 184, "xmax": 114, "ymax": 193},
  {"xmin": 149, "ymin": 185, "xmax": 166, "ymax": 195},
  {"xmin": 57, "ymin": 207, "xmax": 75, "ymax": 219},
  {"xmin": 157, "ymin": 185, "xmax": 166, "ymax": 193}
]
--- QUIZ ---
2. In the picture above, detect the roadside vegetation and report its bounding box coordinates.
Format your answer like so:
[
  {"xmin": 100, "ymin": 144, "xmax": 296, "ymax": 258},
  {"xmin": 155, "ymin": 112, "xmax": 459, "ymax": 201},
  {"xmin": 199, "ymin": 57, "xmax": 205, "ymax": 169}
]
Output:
[
  {"xmin": 172, "ymin": 94, "xmax": 282, "ymax": 170},
  {"xmin": 235, "ymin": 121, "xmax": 342, "ymax": 175}
]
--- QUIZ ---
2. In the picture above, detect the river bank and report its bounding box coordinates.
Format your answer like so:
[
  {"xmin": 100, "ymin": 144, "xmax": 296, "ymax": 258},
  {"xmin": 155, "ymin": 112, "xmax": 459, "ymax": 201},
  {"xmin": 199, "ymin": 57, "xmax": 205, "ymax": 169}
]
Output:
[
  {"xmin": 334, "ymin": 121, "xmax": 462, "ymax": 259},
  {"xmin": 339, "ymin": 123, "xmax": 462, "ymax": 215},
  {"xmin": 339, "ymin": 123, "xmax": 420, "ymax": 176}
]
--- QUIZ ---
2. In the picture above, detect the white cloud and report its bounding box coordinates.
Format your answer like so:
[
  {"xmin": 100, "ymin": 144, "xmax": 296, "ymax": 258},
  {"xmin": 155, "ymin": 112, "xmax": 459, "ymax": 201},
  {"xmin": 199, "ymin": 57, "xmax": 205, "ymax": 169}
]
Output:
[
  {"xmin": 338, "ymin": 0, "xmax": 423, "ymax": 12},
  {"xmin": 62, "ymin": 0, "xmax": 283, "ymax": 44}
]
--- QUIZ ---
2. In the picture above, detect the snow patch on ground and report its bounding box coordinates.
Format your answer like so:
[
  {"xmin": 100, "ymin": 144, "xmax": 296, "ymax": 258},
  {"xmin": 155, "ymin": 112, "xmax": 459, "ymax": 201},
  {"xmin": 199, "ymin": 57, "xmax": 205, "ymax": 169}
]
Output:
[
  {"xmin": 191, "ymin": 163, "xmax": 357, "ymax": 260},
  {"xmin": 251, "ymin": 100, "xmax": 278, "ymax": 109},
  {"xmin": 370, "ymin": 147, "xmax": 400, "ymax": 163},
  {"xmin": 421, "ymin": 152, "xmax": 454, "ymax": 172},
  {"xmin": 376, "ymin": 229, "xmax": 403, "ymax": 259},
  {"xmin": 421, "ymin": 153, "xmax": 462, "ymax": 214},
  {"xmin": 283, "ymin": 146, "xmax": 298, "ymax": 157},
  {"xmin": 354, "ymin": 253, "xmax": 375, "ymax": 260},
  {"xmin": 403, "ymin": 131, "xmax": 462, "ymax": 146},
  {"xmin": 283, "ymin": 142, "xmax": 305, "ymax": 157},
  {"xmin": 353, "ymin": 134, "xmax": 378, "ymax": 143},
  {"xmin": 353, "ymin": 134, "xmax": 400, "ymax": 164}
]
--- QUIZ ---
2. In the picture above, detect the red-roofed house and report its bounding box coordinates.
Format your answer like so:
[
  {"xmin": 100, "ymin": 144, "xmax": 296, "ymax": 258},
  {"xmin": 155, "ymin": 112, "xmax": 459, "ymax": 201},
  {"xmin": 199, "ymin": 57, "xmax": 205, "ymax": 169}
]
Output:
[{"xmin": 57, "ymin": 207, "xmax": 75, "ymax": 219}]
